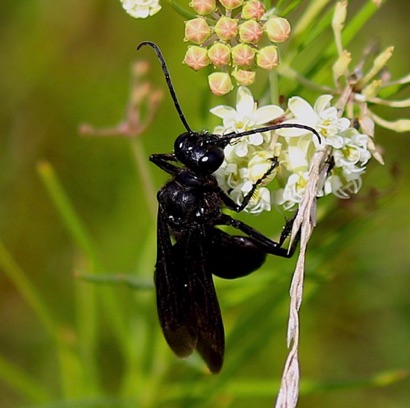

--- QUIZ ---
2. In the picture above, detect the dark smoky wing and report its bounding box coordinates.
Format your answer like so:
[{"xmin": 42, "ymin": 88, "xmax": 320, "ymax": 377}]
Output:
[
  {"xmin": 155, "ymin": 210, "xmax": 225, "ymax": 372},
  {"xmin": 182, "ymin": 229, "xmax": 225, "ymax": 373},
  {"xmin": 154, "ymin": 207, "xmax": 198, "ymax": 358},
  {"xmin": 155, "ymin": 212, "xmax": 225, "ymax": 372}
]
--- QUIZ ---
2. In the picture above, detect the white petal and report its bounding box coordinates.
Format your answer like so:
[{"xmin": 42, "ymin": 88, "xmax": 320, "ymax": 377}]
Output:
[
  {"xmin": 326, "ymin": 135, "xmax": 344, "ymax": 148},
  {"xmin": 321, "ymin": 106, "xmax": 338, "ymax": 120},
  {"xmin": 236, "ymin": 87, "xmax": 255, "ymax": 117},
  {"xmin": 212, "ymin": 125, "xmax": 226, "ymax": 135},
  {"xmin": 253, "ymin": 105, "xmax": 284, "ymax": 125},
  {"xmin": 288, "ymin": 96, "xmax": 317, "ymax": 125},
  {"xmin": 286, "ymin": 134, "xmax": 312, "ymax": 155},
  {"xmin": 223, "ymin": 144, "xmax": 236, "ymax": 160},
  {"xmin": 239, "ymin": 167, "xmax": 250, "ymax": 179},
  {"xmin": 247, "ymin": 187, "xmax": 271, "ymax": 214},
  {"xmin": 234, "ymin": 141, "xmax": 249, "ymax": 157},
  {"xmin": 352, "ymin": 133, "xmax": 369, "ymax": 146},
  {"xmin": 240, "ymin": 180, "xmax": 253, "ymax": 194},
  {"xmin": 285, "ymin": 144, "xmax": 309, "ymax": 171},
  {"xmin": 127, "ymin": 7, "xmax": 150, "ymax": 18},
  {"xmin": 314, "ymin": 94, "xmax": 333, "ymax": 113},
  {"xmin": 337, "ymin": 117, "xmax": 351, "ymax": 132},
  {"xmin": 210, "ymin": 105, "xmax": 237, "ymax": 120},
  {"xmin": 248, "ymin": 132, "xmax": 263, "ymax": 145}
]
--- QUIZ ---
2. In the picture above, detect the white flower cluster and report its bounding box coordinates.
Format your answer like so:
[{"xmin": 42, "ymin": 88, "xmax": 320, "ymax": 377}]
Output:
[
  {"xmin": 212, "ymin": 87, "xmax": 373, "ymax": 213},
  {"xmin": 120, "ymin": 0, "xmax": 161, "ymax": 19}
]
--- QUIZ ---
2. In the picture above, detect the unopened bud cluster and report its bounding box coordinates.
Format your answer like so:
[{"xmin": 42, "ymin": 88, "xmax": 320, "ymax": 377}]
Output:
[{"xmin": 183, "ymin": 0, "xmax": 291, "ymax": 95}]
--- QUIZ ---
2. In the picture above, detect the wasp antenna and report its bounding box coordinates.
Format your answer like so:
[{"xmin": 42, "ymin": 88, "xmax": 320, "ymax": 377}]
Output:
[
  {"xmin": 220, "ymin": 123, "xmax": 321, "ymax": 144},
  {"xmin": 137, "ymin": 41, "xmax": 192, "ymax": 133}
]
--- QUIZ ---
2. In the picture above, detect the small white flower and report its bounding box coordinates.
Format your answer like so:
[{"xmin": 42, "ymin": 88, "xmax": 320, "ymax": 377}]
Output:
[
  {"xmin": 342, "ymin": 164, "xmax": 367, "ymax": 179},
  {"xmin": 211, "ymin": 90, "xmax": 373, "ymax": 214},
  {"xmin": 274, "ymin": 171, "xmax": 309, "ymax": 210},
  {"xmin": 278, "ymin": 95, "xmax": 350, "ymax": 148},
  {"xmin": 211, "ymin": 86, "xmax": 284, "ymax": 157},
  {"xmin": 247, "ymin": 150, "xmax": 279, "ymax": 183},
  {"xmin": 322, "ymin": 162, "xmax": 365, "ymax": 198},
  {"xmin": 211, "ymin": 87, "xmax": 284, "ymax": 213},
  {"xmin": 248, "ymin": 187, "xmax": 272, "ymax": 213},
  {"xmin": 280, "ymin": 135, "xmax": 313, "ymax": 173},
  {"xmin": 121, "ymin": 0, "xmax": 161, "ymax": 19},
  {"xmin": 333, "ymin": 128, "xmax": 371, "ymax": 168},
  {"xmin": 215, "ymin": 149, "xmax": 278, "ymax": 213},
  {"xmin": 322, "ymin": 173, "xmax": 343, "ymax": 196},
  {"xmin": 215, "ymin": 161, "xmax": 241, "ymax": 191},
  {"xmin": 230, "ymin": 183, "xmax": 272, "ymax": 214},
  {"xmin": 324, "ymin": 172, "xmax": 363, "ymax": 199}
]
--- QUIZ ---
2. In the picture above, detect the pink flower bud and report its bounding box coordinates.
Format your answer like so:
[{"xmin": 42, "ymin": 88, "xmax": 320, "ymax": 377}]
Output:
[
  {"xmin": 239, "ymin": 19, "xmax": 263, "ymax": 44},
  {"xmin": 189, "ymin": 0, "xmax": 216, "ymax": 15},
  {"xmin": 184, "ymin": 17, "xmax": 212, "ymax": 44},
  {"xmin": 208, "ymin": 42, "xmax": 231, "ymax": 67},
  {"xmin": 241, "ymin": 0, "xmax": 265, "ymax": 20},
  {"xmin": 264, "ymin": 16, "xmax": 291, "ymax": 43},
  {"xmin": 256, "ymin": 45, "xmax": 279, "ymax": 70},
  {"xmin": 214, "ymin": 17, "xmax": 238, "ymax": 41},
  {"xmin": 219, "ymin": 0, "xmax": 244, "ymax": 10},
  {"xmin": 208, "ymin": 72, "xmax": 233, "ymax": 96},
  {"xmin": 231, "ymin": 43, "xmax": 255, "ymax": 67},
  {"xmin": 232, "ymin": 68, "xmax": 256, "ymax": 86},
  {"xmin": 183, "ymin": 46, "xmax": 210, "ymax": 70}
]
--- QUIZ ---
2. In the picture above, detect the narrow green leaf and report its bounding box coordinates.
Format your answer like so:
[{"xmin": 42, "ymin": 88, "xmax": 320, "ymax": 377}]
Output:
[
  {"xmin": 0, "ymin": 353, "xmax": 51, "ymax": 403},
  {"xmin": 76, "ymin": 272, "xmax": 154, "ymax": 290},
  {"xmin": 0, "ymin": 241, "xmax": 56, "ymax": 336},
  {"xmin": 36, "ymin": 161, "xmax": 98, "ymax": 263},
  {"xmin": 164, "ymin": 0, "xmax": 196, "ymax": 19},
  {"xmin": 36, "ymin": 161, "xmax": 132, "ymax": 387},
  {"xmin": 300, "ymin": 369, "xmax": 408, "ymax": 394}
]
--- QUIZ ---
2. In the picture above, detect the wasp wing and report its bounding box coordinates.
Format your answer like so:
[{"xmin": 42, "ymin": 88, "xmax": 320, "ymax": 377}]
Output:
[
  {"xmin": 154, "ymin": 208, "xmax": 224, "ymax": 373},
  {"xmin": 155, "ymin": 207, "xmax": 197, "ymax": 358},
  {"xmin": 179, "ymin": 228, "xmax": 225, "ymax": 373}
]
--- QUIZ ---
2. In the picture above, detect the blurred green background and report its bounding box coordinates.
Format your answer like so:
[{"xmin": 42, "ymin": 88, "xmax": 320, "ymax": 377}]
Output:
[{"xmin": 0, "ymin": 1, "xmax": 409, "ymax": 407}]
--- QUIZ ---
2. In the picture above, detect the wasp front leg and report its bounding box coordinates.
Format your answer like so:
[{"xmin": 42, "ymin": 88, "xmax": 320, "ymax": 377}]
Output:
[{"xmin": 219, "ymin": 157, "xmax": 279, "ymax": 213}]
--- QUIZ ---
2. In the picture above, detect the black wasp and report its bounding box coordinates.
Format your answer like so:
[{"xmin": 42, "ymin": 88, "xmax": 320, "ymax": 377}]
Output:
[{"xmin": 138, "ymin": 41, "xmax": 320, "ymax": 373}]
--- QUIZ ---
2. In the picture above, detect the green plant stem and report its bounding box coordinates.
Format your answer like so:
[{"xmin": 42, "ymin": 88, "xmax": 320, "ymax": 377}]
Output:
[
  {"xmin": 276, "ymin": 64, "xmax": 333, "ymax": 93},
  {"xmin": 310, "ymin": 0, "xmax": 386, "ymax": 84},
  {"xmin": 0, "ymin": 241, "xmax": 56, "ymax": 337},
  {"xmin": 292, "ymin": 0, "xmax": 331, "ymax": 39},
  {"xmin": 164, "ymin": 0, "xmax": 196, "ymax": 19},
  {"xmin": 0, "ymin": 241, "xmax": 94, "ymax": 399},
  {"xmin": 131, "ymin": 138, "xmax": 157, "ymax": 221},
  {"xmin": 0, "ymin": 353, "xmax": 51, "ymax": 403},
  {"xmin": 269, "ymin": 69, "xmax": 279, "ymax": 105},
  {"xmin": 37, "ymin": 161, "xmax": 133, "ymax": 394},
  {"xmin": 279, "ymin": 0, "xmax": 307, "ymax": 17},
  {"xmin": 36, "ymin": 161, "xmax": 98, "ymax": 263},
  {"xmin": 341, "ymin": 0, "xmax": 386, "ymax": 48}
]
